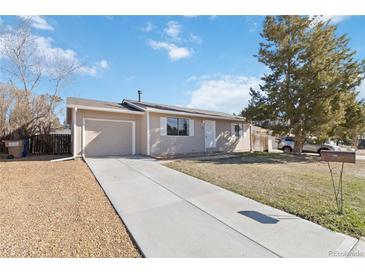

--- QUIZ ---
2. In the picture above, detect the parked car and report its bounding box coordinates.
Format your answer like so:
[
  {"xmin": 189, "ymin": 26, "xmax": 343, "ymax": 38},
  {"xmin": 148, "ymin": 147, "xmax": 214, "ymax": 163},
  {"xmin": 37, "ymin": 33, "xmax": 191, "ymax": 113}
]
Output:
[
  {"xmin": 277, "ymin": 137, "xmax": 341, "ymax": 154},
  {"xmin": 358, "ymin": 139, "xmax": 365, "ymax": 149}
]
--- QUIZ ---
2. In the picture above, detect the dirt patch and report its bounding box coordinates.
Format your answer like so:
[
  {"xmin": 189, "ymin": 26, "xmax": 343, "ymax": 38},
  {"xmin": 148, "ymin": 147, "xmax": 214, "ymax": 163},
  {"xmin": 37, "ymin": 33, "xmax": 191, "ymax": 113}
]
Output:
[{"xmin": 0, "ymin": 156, "xmax": 140, "ymax": 257}]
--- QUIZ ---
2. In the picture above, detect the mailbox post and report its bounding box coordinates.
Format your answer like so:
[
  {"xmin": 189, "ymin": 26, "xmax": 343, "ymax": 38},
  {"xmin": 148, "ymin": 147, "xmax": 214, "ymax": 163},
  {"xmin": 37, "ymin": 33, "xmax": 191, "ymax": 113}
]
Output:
[{"xmin": 320, "ymin": 151, "xmax": 356, "ymax": 214}]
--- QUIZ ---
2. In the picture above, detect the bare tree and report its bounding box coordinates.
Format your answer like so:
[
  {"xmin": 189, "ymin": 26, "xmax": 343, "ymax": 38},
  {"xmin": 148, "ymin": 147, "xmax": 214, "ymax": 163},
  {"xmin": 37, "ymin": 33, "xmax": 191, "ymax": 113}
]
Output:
[
  {"xmin": 0, "ymin": 18, "xmax": 80, "ymax": 139},
  {"xmin": 0, "ymin": 84, "xmax": 15, "ymax": 137}
]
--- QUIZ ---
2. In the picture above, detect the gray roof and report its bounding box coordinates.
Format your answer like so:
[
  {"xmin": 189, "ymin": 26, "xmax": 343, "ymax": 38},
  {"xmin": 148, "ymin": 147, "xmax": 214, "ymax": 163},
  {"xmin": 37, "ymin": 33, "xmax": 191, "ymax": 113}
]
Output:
[
  {"xmin": 124, "ymin": 99, "xmax": 244, "ymax": 121},
  {"xmin": 67, "ymin": 97, "xmax": 141, "ymax": 112},
  {"xmin": 66, "ymin": 97, "xmax": 244, "ymax": 121}
]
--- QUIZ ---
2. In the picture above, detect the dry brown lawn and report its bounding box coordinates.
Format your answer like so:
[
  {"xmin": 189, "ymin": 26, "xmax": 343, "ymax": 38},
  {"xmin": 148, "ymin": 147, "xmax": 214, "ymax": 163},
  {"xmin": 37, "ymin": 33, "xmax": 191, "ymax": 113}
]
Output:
[
  {"xmin": 0, "ymin": 156, "xmax": 140, "ymax": 258},
  {"xmin": 165, "ymin": 153, "xmax": 365, "ymax": 238}
]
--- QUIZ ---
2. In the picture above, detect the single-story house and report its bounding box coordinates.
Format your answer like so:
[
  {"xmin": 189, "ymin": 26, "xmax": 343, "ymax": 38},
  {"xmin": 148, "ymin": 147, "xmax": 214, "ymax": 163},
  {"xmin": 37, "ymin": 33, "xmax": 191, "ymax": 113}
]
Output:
[{"xmin": 66, "ymin": 96, "xmax": 255, "ymax": 158}]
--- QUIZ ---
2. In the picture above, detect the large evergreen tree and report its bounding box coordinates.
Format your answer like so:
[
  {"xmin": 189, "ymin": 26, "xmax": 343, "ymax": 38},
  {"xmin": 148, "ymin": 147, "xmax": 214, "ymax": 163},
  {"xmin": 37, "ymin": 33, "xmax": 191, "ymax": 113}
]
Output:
[{"xmin": 242, "ymin": 16, "xmax": 365, "ymax": 152}]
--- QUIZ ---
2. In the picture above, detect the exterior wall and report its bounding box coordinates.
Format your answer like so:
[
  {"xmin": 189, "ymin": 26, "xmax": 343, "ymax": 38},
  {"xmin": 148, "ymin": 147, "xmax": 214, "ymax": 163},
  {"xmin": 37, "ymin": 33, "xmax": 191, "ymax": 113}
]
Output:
[
  {"xmin": 216, "ymin": 121, "xmax": 251, "ymax": 152},
  {"xmin": 73, "ymin": 109, "xmax": 146, "ymax": 157},
  {"xmin": 149, "ymin": 112, "xmax": 251, "ymax": 156},
  {"xmin": 149, "ymin": 112, "xmax": 205, "ymax": 155},
  {"xmin": 71, "ymin": 108, "xmax": 252, "ymax": 157}
]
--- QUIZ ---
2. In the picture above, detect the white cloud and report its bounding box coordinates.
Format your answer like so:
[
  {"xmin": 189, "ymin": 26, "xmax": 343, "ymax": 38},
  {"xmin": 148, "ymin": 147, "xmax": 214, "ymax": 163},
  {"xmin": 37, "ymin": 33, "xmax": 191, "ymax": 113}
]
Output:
[
  {"xmin": 244, "ymin": 17, "xmax": 259, "ymax": 33},
  {"xmin": 98, "ymin": 59, "xmax": 109, "ymax": 69},
  {"xmin": 145, "ymin": 21, "xmax": 200, "ymax": 60},
  {"xmin": 310, "ymin": 15, "xmax": 349, "ymax": 25},
  {"xmin": 32, "ymin": 36, "xmax": 81, "ymax": 73},
  {"xmin": 322, "ymin": 16, "xmax": 349, "ymax": 24},
  {"xmin": 33, "ymin": 36, "xmax": 110, "ymax": 76},
  {"xmin": 148, "ymin": 40, "xmax": 191, "ymax": 61},
  {"xmin": 18, "ymin": 16, "xmax": 54, "ymax": 31},
  {"xmin": 187, "ymin": 75, "xmax": 261, "ymax": 114},
  {"xmin": 0, "ymin": 22, "xmax": 108, "ymax": 78},
  {"xmin": 164, "ymin": 21, "xmax": 182, "ymax": 39},
  {"xmin": 29, "ymin": 36, "xmax": 100, "ymax": 77},
  {"xmin": 78, "ymin": 65, "xmax": 97, "ymax": 76},
  {"xmin": 140, "ymin": 21, "xmax": 155, "ymax": 32},
  {"xmin": 189, "ymin": 33, "xmax": 202, "ymax": 44},
  {"xmin": 78, "ymin": 59, "xmax": 109, "ymax": 76},
  {"xmin": 249, "ymin": 22, "xmax": 258, "ymax": 32}
]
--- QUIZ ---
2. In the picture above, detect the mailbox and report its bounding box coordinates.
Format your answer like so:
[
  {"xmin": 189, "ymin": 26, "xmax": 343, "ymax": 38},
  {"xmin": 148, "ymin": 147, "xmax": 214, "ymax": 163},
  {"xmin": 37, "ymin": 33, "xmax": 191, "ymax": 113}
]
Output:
[{"xmin": 320, "ymin": 151, "xmax": 356, "ymax": 164}]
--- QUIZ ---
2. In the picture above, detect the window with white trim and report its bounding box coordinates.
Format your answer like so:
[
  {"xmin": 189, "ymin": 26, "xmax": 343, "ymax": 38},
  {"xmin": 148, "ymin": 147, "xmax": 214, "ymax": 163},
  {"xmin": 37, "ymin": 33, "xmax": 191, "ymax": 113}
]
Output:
[{"xmin": 167, "ymin": 117, "xmax": 189, "ymax": 136}]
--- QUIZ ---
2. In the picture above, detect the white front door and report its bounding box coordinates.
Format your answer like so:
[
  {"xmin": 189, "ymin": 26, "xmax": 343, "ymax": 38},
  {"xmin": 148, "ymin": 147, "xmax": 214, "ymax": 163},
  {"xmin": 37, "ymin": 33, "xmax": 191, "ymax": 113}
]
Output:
[{"xmin": 204, "ymin": 120, "xmax": 216, "ymax": 149}]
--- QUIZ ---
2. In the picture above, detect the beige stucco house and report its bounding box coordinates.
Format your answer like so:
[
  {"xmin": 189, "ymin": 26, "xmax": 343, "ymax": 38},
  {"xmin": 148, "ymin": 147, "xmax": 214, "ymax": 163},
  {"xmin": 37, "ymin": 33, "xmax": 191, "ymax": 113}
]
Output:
[{"xmin": 66, "ymin": 97, "xmax": 253, "ymax": 157}]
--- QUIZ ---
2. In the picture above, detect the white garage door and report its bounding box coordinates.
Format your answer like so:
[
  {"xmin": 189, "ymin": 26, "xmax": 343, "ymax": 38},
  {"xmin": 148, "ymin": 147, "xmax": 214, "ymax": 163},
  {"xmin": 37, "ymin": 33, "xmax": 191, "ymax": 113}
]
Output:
[{"xmin": 84, "ymin": 118, "xmax": 135, "ymax": 157}]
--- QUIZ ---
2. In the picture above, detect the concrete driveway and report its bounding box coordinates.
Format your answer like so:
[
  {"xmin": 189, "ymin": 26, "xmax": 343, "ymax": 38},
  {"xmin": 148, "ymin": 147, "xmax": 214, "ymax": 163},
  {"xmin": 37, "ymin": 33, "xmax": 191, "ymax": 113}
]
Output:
[
  {"xmin": 85, "ymin": 156, "xmax": 363, "ymax": 258},
  {"xmin": 357, "ymin": 154, "xmax": 365, "ymax": 161}
]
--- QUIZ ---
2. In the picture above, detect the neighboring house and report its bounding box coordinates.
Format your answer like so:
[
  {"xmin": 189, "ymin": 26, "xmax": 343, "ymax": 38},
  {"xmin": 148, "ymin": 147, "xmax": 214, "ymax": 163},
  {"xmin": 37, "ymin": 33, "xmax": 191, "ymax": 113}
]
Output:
[
  {"xmin": 66, "ymin": 97, "xmax": 254, "ymax": 157},
  {"xmin": 50, "ymin": 125, "xmax": 71, "ymax": 135}
]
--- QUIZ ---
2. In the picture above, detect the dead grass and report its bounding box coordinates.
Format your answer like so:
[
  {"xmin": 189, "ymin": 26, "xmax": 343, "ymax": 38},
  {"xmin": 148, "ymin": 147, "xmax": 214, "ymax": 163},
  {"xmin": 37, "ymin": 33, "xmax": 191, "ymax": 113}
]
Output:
[
  {"xmin": 165, "ymin": 153, "xmax": 365, "ymax": 238},
  {"xmin": 0, "ymin": 156, "xmax": 140, "ymax": 257}
]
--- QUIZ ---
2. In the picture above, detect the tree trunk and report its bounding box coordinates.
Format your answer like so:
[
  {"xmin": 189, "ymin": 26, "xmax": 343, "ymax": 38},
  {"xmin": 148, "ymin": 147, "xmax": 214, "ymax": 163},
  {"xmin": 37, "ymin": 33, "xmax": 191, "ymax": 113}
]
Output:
[{"xmin": 293, "ymin": 138, "xmax": 304, "ymax": 154}]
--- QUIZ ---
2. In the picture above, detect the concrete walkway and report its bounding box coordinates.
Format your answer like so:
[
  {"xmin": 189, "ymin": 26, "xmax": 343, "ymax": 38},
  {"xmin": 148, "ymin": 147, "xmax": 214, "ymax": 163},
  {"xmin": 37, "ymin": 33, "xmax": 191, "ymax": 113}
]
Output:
[{"xmin": 85, "ymin": 156, "xmax": 362, "ymax": 258}]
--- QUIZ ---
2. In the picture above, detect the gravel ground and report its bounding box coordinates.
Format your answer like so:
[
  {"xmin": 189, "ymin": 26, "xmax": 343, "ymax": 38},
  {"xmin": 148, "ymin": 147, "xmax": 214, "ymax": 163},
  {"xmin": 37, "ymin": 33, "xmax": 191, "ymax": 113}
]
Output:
[{"xmin": 0, "ymin": 156, "xmax": 140, "ymax": 258}]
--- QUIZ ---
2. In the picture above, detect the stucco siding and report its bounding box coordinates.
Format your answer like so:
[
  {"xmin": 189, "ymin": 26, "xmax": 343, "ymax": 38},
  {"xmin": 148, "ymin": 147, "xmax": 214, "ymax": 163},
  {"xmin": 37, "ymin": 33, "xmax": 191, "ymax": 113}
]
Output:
[
  {"xmin": 149, "ymin": 113, "xmax": 205, "ymax": 155},
  {"xmin": 71, "ymin": 108, "xmax": 250, "ymax": 157},
  {"xmin": 215, "ymin": 121, "xmax": 251, "ymax": 152},
  {"xmin": 149, "ymin": 112, "xmax": 250, "ymax": 156}
]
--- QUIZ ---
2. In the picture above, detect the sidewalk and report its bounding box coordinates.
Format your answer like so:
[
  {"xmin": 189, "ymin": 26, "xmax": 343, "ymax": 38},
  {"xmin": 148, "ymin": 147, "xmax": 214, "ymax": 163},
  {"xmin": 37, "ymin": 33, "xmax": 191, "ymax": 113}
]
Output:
[{"xmin": 85, "ymin": 156, "xmax": 361, "ymax": 258}]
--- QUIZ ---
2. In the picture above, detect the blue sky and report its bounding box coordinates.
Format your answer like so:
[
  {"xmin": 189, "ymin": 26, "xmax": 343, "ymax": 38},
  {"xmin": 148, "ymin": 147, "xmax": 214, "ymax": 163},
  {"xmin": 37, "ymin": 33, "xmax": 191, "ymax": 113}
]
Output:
[{"xmin": 1, "ymin": 15, "xmax": 365, "ymax": 121}]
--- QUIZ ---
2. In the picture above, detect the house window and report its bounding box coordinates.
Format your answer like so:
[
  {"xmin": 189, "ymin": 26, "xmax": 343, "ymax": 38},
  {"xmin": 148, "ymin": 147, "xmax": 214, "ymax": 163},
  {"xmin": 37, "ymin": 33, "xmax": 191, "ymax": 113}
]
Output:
[
  {"xmin": 167, "ymin": 117, "xmax": 189, "ymax": 136},
  {"xmin": 234, "ymin": 124, "xmax": 240, "ymax": 137}
]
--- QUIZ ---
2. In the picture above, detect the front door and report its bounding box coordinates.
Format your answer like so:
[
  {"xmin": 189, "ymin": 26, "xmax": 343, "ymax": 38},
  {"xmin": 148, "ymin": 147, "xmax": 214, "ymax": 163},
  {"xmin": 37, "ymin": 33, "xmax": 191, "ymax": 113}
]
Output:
[{"xmin": 204, "ymin": 120, "xmax": 216, "ymax": 149}]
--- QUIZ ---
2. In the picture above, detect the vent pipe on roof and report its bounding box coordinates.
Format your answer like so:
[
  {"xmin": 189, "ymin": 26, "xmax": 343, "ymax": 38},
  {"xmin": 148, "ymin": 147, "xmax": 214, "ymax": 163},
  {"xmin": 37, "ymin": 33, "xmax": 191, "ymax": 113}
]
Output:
[{"xmin": 138, "ymin": 90, "xmax": 142, "ymax": 102}]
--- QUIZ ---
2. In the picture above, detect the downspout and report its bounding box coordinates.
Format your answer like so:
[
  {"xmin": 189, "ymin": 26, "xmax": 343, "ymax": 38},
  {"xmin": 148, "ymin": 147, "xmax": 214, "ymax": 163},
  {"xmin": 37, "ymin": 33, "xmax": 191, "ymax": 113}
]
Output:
[
  {"xmin": 249, "ymin": 124, "xmax": 253, "ymax": 153},
  {"xmin": 72, "ymin": 107, "xmax": 77, "ymax": 157},
  {"xmin": 146, "ymin": 111, "xmax": 150, "ymax": 156}
]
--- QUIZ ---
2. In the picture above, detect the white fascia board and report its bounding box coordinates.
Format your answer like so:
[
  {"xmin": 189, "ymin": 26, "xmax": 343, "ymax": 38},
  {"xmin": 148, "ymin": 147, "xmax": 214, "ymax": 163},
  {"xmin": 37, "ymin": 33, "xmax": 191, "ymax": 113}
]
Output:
[
  {"xmin": 67, "ymin": 104, "xmax": 145, "ymax": 115},
  {"xmin": 146, "ymin": 108, "xmax": 245, "ymax": 122}
]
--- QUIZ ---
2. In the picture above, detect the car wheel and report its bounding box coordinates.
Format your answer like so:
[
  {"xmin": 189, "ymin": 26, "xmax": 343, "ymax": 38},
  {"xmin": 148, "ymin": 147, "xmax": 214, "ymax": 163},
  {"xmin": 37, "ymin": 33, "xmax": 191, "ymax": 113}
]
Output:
[
  {"xmin": 318, "ymin": 148, "xmax": 329, "ymax": 155},
  {"xmin": 283, "ymin": 146, "xmax": 292, "ymax": 153}
]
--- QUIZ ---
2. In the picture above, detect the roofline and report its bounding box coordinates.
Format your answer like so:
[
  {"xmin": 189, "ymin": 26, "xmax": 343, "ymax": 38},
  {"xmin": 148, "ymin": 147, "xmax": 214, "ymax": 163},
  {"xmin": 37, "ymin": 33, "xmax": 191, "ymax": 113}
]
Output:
[
  {"xmin": 69, "ymin": 100, "xmax": 245, "ymax": 121},
  {"xmin": 122, "ymin": 100, "xmax": 147, "ymax": 111},
  {"xmin": 67, "ymin": 104, "xmax": 145, "ymax": 115},
  {"xmin": 146, "ymin": 108, "xmax": 245, "ymax": 121}
]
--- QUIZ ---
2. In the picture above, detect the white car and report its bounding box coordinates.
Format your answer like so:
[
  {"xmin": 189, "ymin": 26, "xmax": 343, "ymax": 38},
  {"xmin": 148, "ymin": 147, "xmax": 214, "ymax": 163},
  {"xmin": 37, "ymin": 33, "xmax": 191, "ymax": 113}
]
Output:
[{"xmin": 277, "ymin": 137, "xmax": 341, "ymax": 154}]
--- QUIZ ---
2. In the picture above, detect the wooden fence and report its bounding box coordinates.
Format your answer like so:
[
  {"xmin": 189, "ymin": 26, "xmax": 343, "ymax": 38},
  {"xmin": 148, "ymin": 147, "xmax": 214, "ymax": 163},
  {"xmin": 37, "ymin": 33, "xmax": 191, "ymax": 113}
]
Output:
[
  {"xmin": 28, "ymin": 134, "xmax": 71, "ymax": 155},
  {"xmin": 0, "ymin": 134, "xmax": 71, "ymax": 155},
  {"xmin": 0, "ymin": 141, "xmax": 6, "ymax": 154}
]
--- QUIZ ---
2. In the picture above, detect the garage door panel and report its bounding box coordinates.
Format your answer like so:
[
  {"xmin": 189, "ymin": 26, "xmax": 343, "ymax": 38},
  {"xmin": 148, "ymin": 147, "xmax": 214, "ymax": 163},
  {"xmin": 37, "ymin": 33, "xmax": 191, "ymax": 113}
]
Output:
[{"xmin": 84, "ymin": 119, "xmax": 133, "ymax": 157}]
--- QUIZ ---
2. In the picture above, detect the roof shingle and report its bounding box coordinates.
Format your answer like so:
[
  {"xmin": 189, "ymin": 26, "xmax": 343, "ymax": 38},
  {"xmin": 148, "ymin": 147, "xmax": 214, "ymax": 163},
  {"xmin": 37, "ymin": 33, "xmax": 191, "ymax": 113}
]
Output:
[{"xmin": 124, "ymin": 99, "xmax": 244, "ymax": 121}]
